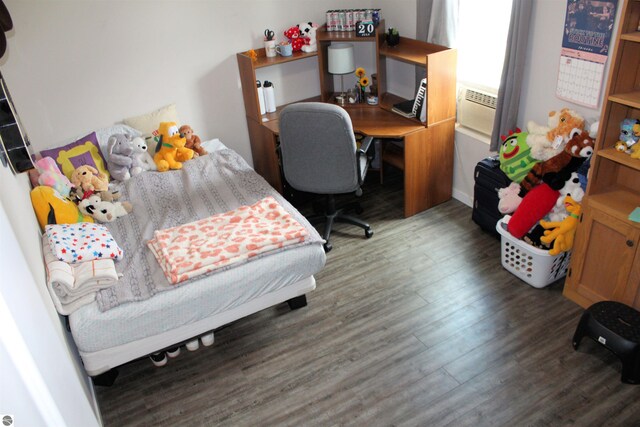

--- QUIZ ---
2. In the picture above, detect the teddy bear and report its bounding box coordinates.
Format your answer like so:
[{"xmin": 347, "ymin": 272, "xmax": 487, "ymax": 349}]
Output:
[
  {"xmin": 179, "ymin": 125, "xmax": 207, "ymax": 157},
  {"xmin": 130, "ymin": 136, "xmax": 157, "ymax": 174},
  {"xmin": 78, "ymin": 193, "xmax": 132, "ymax": 223},
  {"xmin": 35, "ymin": 157, "xmax": 74, "ymax": 197},
  {"xmin": 107, "ymin": 133, "xmax": 135, "ymax": 181},
  {"xmin": 520, "ymin": 127, "xmax": 594, "ymax": 192},
  {"xmin": 71, "ymin": 165, "xmax": 109, "ymax": 193},
  {"xmin": 154, "ymin": 121, "xmax": 194, "ymax": 172},
  {"xmin": 526, "ymin": 108, "xmax": 585, "ymax": 161},
  {"xmin": 283, "ymin": 26, "xmax": 306, "ymax": 52},
  {"xmin": 298, "ymin": 22, "xmax": 318, "ymax": 53}
]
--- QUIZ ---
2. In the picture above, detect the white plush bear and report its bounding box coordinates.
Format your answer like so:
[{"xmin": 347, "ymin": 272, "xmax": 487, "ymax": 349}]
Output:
[
  {"xmin": 547, "ymin": 172, "xmax": 585, "ymax": 222},
  {"xmin": 299, "ymin": 22, "xmax": 318, "ymax": 53},
  {"xmin": 131, "ymin": 136, "xmax": 157, "ymax": 175}
]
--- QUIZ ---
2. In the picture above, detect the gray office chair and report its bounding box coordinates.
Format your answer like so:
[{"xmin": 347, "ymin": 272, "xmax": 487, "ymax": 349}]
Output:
[{"xmin": 279, "ymin": 102, "xmax": 374, "ymax": 252}]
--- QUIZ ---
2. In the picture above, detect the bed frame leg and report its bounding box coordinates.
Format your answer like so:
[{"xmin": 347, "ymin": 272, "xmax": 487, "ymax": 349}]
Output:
[
  {"xmin": 92, "ymin": 368, "xmax": 119, "ymax": 387},
  {"xmin": 287, "ymin": 294, "xmax": 307, "ymax": 310}
]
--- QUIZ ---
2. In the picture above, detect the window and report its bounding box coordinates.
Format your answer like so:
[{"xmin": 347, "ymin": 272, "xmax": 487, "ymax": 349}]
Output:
[{"xmin": 457, "ymin": 0, "xmax": 513, "ymax": 91}]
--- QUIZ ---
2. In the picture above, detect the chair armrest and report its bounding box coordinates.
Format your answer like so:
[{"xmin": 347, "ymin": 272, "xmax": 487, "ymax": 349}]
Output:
[
  {"xmin": 356, "ymin": 136, "xmax": 375, "ymax": 185},
  {"xmin": 358, "ymin": 136, "xmax": 374, "ymax": 157}
]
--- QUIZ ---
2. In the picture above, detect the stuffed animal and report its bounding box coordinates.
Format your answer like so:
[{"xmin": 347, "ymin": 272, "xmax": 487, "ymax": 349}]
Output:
[
  {"xmin": 498, "ymin": 129, "xmax": 538, "ymax": 183},
  {"xmin": 497, "ymin": 182, "xmax": 522, "ymax": 214},
  {"xmin": 283, "ymin": 26, "xmax": 306, "ymax": 52},
  {"xmin": 520, "ymin": 127, "xmax": 594, "ymax": 192},
  {"xmin": 632, "ymin": 122, "xmax": 640, "ymax": 159},
  {"xmin": 526, "ymin": 108, "xmax": 585, "ymax": 161},
  {"xmin": 616, "ymin": 118, "xmax": 640, "ymax": 159},
  {"xmin": 79, "ymin": 193, "xmax": 132, "ymax": 223},
  {"xmin": 131, "ymin": 136, "xmax": 157, "ymax": 174},
  {"xmin": 107, "ymin": 133, "xmax": 135, "ymax": 181},
  {"xmin": 153, "ymin": 121, "xmax": 194, "ymax": 172},
  {"xmin": 299, "ymin": 22, "xmax": 318, "ymax": 53},
  {"xmin": 507, "ymin": 183, "xmax": 559, "ymax": 239},
  {"xmin": 35, "ymin": 157, "xmax": 74, "ymax": 197},
  {"xmin": 30, "ymin": 186, "xmax": 94, "ymax": 230},
  {"xmin": 547, "ymin": 172, "xmax": 584, "ymax": 222},
  {"xmin": 71, "ymin": 165, "xmax": 109, "ymax": 193},
  {"xmin": 540, "ymin": 195, "xmax": 582, "ymax": 256},
  {"xmin": 179, "ymin": 125, "xmax": 207, "ymax": 157},
  {"xmin": 618, "ymin": 118, "xmax": 640, "ymax": 148}
]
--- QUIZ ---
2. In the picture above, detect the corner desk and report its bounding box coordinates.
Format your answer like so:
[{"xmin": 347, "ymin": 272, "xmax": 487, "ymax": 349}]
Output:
[{"xmin": 237, "ymin": 22, "xmax": 457, "ymax": 218}]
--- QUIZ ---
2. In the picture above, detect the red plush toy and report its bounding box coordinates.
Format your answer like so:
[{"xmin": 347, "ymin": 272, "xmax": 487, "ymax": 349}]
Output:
[
  {"xmin": 507, "ymin": 183, "xmax": 559, "ymax": 239},
  {"xmin": 283, "ymin": 26, "xmax": 307, "ymax": 52}
]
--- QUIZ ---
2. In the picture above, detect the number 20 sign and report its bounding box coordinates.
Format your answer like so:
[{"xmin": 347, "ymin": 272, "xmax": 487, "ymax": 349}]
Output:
[{"xmin": 356, "ymin": 21, "xmax": 375, "ymax": 37}]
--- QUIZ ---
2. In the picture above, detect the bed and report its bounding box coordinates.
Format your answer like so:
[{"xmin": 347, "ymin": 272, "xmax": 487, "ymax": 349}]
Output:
[{"xmin": 43, "ymin": 138, "xmax": 326, "ymax": 377}]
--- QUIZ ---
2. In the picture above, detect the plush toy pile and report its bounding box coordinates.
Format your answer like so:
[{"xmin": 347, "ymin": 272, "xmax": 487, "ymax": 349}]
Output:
[
  {"xmin": 31, "ymin": 119, "xmax": 209, "ymax": 229},
  {"xmin": 496, "ymin": 108, "xmax": 597, "ymax": 256}
]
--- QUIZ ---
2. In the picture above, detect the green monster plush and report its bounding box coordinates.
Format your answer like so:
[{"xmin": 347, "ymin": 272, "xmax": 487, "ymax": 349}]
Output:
[{"xmin": 499, "ymin": 129, "xmax": 538, "ymax": 183}]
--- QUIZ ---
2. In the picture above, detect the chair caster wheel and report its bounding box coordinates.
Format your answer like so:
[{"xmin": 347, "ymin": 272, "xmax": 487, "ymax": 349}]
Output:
[
  {"xmin": 323, "ymin": 242, "xmax": 333, "ymax": 252},
  {"xmin": 365, "ymin": 228, "xmax": 374, "ymax": 238}
]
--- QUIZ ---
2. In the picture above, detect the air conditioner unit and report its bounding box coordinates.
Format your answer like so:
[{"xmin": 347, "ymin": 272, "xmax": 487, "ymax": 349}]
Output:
[{"xmin": 457, "ymin": 86, "xmax": 498, "ymax": 136}]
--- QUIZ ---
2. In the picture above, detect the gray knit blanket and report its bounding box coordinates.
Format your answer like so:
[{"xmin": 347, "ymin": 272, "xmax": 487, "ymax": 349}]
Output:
[{"xmin": 96, "ymin": 149, "xmax": 322, "ymax": 311}]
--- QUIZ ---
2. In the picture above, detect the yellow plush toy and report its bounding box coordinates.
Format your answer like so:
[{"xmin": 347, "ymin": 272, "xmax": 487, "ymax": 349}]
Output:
[
  {"xmin": 539, "ymin": 195, "xmax": 582, "ymax": 256},
  {"xmin": 630, "ymin": 122, "xmax": 640, "ymax": 159},
  {"xmin": 153, "ymin": 122, "xmax": 194, "ymax": 172},
  {"xmin": 30, "ymin": 186, "xmax": 94, "ymax": 230}
]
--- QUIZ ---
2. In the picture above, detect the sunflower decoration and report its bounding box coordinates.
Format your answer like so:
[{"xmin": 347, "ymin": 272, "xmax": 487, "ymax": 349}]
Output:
[{"xmin": 355, "ymin": 67, "xmax": 370, "ymax": 102}]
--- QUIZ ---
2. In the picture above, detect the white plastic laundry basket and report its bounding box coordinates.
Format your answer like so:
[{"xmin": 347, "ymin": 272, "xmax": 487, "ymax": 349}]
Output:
[{"xmin": 495, "ymin": 216, "xmax": 572, "ymax": 288}]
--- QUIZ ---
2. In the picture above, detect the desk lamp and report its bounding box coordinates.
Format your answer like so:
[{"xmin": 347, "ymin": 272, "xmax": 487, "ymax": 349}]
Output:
[{"xmin": 328, "ymin": 43, "xmax": 355, "ymax": 106}]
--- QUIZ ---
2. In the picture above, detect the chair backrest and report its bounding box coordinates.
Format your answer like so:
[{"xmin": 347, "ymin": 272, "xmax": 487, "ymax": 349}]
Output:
[{"xmin": 279, "ymin": 102, "xmax": 360, "ymax": 194}]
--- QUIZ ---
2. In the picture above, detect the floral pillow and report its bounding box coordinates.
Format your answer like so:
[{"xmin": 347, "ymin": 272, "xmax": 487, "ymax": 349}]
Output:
[{"xmin": 40, "ymin": 132, "xmax": 110, "ymax": 181}]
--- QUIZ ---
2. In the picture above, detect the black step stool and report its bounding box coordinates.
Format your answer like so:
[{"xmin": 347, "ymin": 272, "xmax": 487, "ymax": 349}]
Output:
[{"xmin": 573, "ymin": 301, "xmax": 640, "ymax": 384}]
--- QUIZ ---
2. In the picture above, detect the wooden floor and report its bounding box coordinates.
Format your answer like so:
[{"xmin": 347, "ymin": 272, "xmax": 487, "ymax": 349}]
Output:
[{"xmin": 96, "ymin": 170, "xmax": 640, "ymax": 426}]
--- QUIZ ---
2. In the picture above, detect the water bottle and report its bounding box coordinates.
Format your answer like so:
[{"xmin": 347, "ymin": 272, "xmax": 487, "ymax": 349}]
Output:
[
  {"xmin": 256, "ymin": 80, "xmax": 266, "ymax": 115},
  {"xmin": 263, "ymin": 80, "xmax": 276, "ymax": 113}
]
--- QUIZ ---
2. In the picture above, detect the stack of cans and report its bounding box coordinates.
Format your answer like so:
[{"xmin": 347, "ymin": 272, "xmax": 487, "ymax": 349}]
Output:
[{"xmin": 325, "ymin": 9, "xmax": 381, "ymax": 32}]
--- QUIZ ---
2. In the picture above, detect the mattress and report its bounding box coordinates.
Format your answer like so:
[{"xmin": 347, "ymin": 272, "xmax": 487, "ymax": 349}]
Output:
[
  {"xmin": 69, "ymin": 240, "xmax": 324, "ymax": 353},
  {"xmin": 67, "ymin": 140, "xmax": 326, "ymax": 358}
]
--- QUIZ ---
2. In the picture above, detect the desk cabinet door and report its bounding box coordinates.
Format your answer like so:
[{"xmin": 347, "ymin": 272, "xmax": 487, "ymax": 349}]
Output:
[{"xmin": 564, "ymin": 206, "xmax": 640, "ymax": 309}]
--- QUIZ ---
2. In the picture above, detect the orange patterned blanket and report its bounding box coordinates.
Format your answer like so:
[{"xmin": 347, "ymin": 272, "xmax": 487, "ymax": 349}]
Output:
[{"xmin": 148, "ymin": 196, "xmax": 309, "ymax": 284}]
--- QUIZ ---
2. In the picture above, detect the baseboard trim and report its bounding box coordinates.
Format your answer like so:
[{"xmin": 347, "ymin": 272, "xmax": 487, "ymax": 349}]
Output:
[{"xmin": 452, "ymin": 189, "xmax": 473, "ymax": 207}]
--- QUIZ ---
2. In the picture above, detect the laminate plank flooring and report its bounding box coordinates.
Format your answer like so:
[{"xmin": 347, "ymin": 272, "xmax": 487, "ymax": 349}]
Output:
[{"xmin": 96, "ymin": 170, "xmax": 640, "ymax": 426}]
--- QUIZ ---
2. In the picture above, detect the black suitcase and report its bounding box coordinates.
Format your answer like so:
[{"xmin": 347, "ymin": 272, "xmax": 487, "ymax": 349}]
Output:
[{"xmin": 472, "ymin": 156, "xmax": 512, "ymax": 237}]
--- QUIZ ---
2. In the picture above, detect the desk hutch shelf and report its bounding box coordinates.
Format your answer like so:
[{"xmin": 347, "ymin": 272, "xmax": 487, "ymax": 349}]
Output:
[
  {"xmin": 237, "ymin": 21, "xmax": 457, "ymax": 217},
  {"xmin": 564, "ymin": 0, "xmax": 640, "ymax": 309}
]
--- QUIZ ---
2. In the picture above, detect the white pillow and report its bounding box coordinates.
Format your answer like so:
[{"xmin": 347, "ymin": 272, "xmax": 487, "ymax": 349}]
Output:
[
  {"xmin": 122, "ymin": 104, "xmax": 180, "ymax": 137},
  {"xmin": 200, "ymin": 138, "xmax": 227, "ymax": 153}
]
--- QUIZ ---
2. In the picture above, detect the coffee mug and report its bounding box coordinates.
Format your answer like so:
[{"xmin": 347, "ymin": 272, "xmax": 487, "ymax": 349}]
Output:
[
  {"xmin": 264, "ymin": 40, "xmax": 276, "ymax": 58},
  {"xmin": 276, "ymin": 43, "xmax": 293, "ymax": 57}
]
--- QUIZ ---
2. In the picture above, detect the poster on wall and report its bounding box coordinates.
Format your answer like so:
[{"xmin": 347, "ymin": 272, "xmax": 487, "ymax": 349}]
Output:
[{"xmin": 556, "ymin": 0, "xmax": 617, "ymax": 108}]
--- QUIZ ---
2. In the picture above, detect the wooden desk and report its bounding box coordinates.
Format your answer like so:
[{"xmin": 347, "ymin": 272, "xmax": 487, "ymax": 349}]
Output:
[
  {"xmin": 257, "ymin": 105, "xmax": 455, "ymax": 218},
  {"xmin": 237, "ymin": 22, "xmax": 456, "ymax": 218}
]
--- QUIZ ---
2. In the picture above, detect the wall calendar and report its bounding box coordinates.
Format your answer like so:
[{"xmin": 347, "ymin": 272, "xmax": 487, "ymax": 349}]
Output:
[{"xmin": 556, "ymin": 0, "xmax": 617, "ymax": 108}]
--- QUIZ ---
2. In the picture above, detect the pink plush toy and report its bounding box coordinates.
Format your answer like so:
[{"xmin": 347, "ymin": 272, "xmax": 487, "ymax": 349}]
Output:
[
  {"xmin": 35, "ymin": 157, "xmax": 74, "ymax": 197},
  {"xmin": 497, "ymin": 182, "xmax": 522, "ymax": 214}
]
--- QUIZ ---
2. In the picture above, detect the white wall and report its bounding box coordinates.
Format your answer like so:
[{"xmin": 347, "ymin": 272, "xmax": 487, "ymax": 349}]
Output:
[
  {"xmin": 1, "ymin": 0, "xmax": 376, "ymax": 164},
  {"xmin": 0, "ymin": 164, "xmax": 100, "ymax": 426}
]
